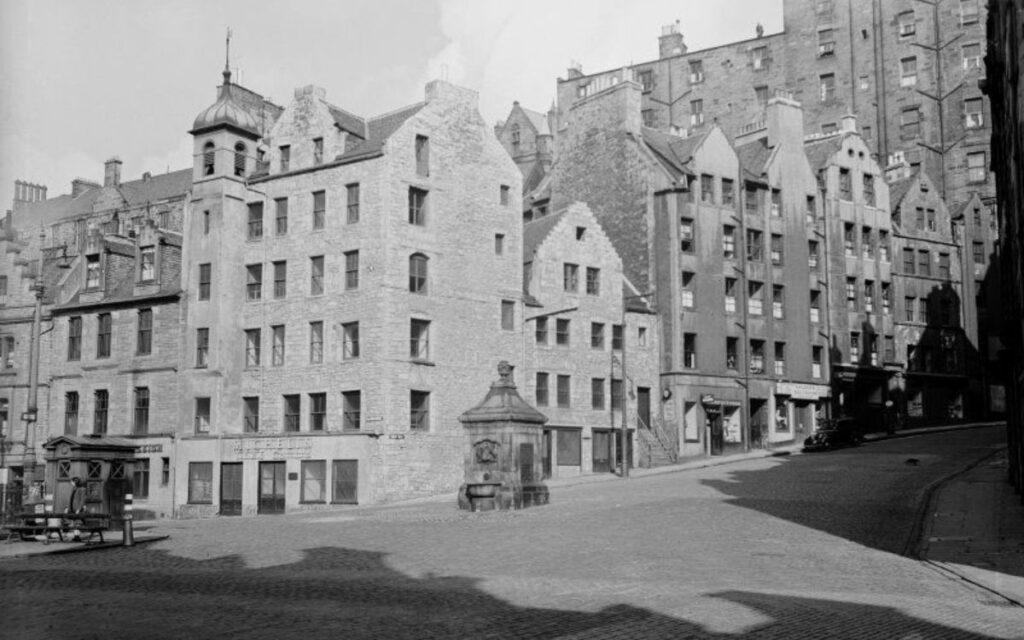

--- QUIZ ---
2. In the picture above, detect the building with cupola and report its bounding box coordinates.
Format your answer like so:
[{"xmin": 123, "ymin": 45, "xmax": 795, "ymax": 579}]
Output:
[{"xmin": 175, "ymin": 67, "xmax": 524, "ymax": 515}]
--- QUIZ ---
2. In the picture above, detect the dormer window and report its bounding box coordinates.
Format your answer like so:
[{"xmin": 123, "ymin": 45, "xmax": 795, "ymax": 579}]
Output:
[
  {"xmin": 139, "ymin": 246, "xmax": 156, "ymax": 282},
  {"xmin": 510, "ymin": 124, "xmax": 520, "ymax": 154},
  {"xmin": 234, "ymin": 142, "xmax": 246, "ymax": 177},
  {"xmin": 85, "ymin": 254, "xmax": 101, "ymax": 289},
  {"xmin": 203, "ymin": 141, "xmax": 215, "ymax": 176}
]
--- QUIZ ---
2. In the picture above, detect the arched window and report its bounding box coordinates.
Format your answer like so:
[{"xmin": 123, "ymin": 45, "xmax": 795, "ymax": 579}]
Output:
[
  {"xmin": 203, "ymin": 141, "xmax": 215, "ymax": 176},
  {"xmin": 409, "ymin": 253, "xmax": 428, "ymax": 293},
  {"xmin": 234, "ymin": 142, "xmax": 247, "ymax": 177}
]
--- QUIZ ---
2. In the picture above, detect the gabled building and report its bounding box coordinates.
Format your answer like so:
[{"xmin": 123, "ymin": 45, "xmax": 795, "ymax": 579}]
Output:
[
  {"xmin": 178, "ymin": 71, "xmax": 523, "ymax": 515},
  {"xmin": 495, "ymin": 101, "xmax": 556, "ymax": 201},
  {"xmin": 4, "ymin": 161, "xmax": 191, "ymax": 517},
  {"xmin": 888, "ymin": 170, "xmax": 971, "ymax": 423},
  {"xmin": 540, "ymin": 77, "xmax": 830, "ymax": 458},
  {"xmin": 521, "ymin": 202, "xmax": 660, "ymax": 476},
  {"xmin": 803, "ymin": 116, "xmax": 895, "ymax": 426}
]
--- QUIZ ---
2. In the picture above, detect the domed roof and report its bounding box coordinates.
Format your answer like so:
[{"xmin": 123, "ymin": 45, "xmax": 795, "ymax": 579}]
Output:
[{"xmin": 191, "ymin": 70, "xmax": 259, "ymax": 137}]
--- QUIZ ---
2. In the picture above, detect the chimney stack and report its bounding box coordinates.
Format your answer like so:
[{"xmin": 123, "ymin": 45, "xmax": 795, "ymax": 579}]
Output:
[
  {"xmin": 659, "ymin": 21, "xmax": 686, "ymax": 59},
  {"xmin": 766, "ymin": 91, "xmax": 805, "ymax": 149},
  {"xmin": 104, "ymin": 157, "xmax": 122, "ymax": 187},
  {"xmin": 13, "ymin": 180, "xmax": 48, "ymax": 203}
]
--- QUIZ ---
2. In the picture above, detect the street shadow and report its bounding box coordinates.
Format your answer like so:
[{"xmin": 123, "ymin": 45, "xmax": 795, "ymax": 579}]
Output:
[{"xmin": 0, "ymin": 545, "xmax": 1010, "ymax": 639}]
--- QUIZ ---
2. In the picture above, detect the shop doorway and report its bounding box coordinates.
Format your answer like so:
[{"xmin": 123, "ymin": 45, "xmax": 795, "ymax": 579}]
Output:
[
  {"xmin": 592, "ymin": 430, "xmax": 612, "ymax": 473},
  {"xmin": 220, "ymin": 462, "xmax": 242, "ymax": 516},
  {"xmin": 257, "ymin": 461, "xmax": 286, "ymax": 515},
  {"xmin": 709, "ymin": 412, "xmax": 724, "ymax": 455}
]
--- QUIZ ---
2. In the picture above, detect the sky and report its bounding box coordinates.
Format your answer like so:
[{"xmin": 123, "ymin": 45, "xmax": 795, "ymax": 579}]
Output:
[{"xmin": 0, "ymin": 0, "xmax": 782, "ymax": 211}]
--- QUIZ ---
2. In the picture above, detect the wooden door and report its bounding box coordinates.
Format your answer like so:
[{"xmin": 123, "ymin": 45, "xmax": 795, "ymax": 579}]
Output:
[
  {"xmin": 257, "ymin": 461, "xmax": 286, "ymax": 514},
  {"xmin": 592, "ymin": 430, "xmax": 612, "ymax": 473},
  {"xmin": 220, "ymin": 463, "xmax": 242, "ymax": 516},
  {"xmin": 637, "ymin": 387, "xmax": 651, "ymax": 429}
]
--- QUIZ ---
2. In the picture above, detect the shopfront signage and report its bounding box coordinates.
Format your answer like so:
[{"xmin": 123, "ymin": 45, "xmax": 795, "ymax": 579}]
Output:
[
  {"xmin": 229, "ymin": 437, "xmax": 313, "ymax": 460},
  {"xmin": 775, "ymin": 382, "xmax": 828, "ymax": 401}
]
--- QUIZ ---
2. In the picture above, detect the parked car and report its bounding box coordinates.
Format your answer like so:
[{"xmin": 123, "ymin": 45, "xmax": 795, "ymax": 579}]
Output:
[{"xmin": 803, "ymin": 417, "xmax": 864, "ymax": 452}]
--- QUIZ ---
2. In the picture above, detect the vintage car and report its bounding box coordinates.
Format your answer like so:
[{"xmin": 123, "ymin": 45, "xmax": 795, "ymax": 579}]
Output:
[{"xmin": 803, "ymin": 417, "xmax": 864, "ymax": 451}]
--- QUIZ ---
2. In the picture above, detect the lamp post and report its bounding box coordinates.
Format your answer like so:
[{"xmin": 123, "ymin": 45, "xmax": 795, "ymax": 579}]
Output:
[{"xmin": 22, "ymin": 231, "xmax": 45, "ymax": 491}]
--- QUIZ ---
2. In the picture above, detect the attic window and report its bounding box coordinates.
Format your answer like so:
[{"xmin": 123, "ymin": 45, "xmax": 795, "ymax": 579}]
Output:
[
  {"xmin": 511, "ymin": 124, "xmax": 521, "ymax": 153},
  {"xmin": 415, "ymin": 135, "xmax": 429, "ymax": 177},
  {"xmin": 279, "ymin": 145, "xmax": 291, "ymax": 172},
  {"xmin": 85, "ymin": 254, "xmax": 101, "ymax": 289},
  {"xmin": 139, "ymin": 246, "xmax": 156, "ymax": 282},
  {"xmin": 576, "ymin": 226, "xmax": 586, "ymax": 240},
  {"xmin": 202, "ymin": 142, "xmax": 215, "ymax": 176},
  {"xmin": 313, "ymin": 138, "xmax": 324, "ymax": 165}
]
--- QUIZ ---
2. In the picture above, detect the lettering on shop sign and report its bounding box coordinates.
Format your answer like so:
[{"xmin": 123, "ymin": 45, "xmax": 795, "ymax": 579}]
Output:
[
  {"xmin": 136, "ymin": 444, "xmax": 163, "ymax": 454},
  {"xmin": 229, "ymin": 437, "xmax": 314, "ymax": 460}
]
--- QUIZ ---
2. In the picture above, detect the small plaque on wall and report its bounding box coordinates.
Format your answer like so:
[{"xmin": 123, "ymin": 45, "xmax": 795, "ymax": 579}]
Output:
[{"xmin": 287, "ymin": 472, "xmax": 298, "ymax": 481}]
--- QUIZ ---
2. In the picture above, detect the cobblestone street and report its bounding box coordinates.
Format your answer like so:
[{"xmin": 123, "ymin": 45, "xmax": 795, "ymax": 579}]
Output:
[{"xmin": 3, "ymin": 427, "xmax": 1022, "ymax": 639}]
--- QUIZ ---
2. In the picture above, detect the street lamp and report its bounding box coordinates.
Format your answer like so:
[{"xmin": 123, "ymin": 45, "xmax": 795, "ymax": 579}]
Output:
[{"xmin": 22, "ymin": 231, "xmax": 45, "ymax": 491}]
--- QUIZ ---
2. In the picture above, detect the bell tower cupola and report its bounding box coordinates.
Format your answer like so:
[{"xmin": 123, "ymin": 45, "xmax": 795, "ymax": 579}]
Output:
[{"xmin": 190, "ymin": 31, "xmax": 260, "ymax": 182}]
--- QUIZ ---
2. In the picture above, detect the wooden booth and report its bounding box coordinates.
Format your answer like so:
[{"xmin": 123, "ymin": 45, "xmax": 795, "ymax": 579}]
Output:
[{"xmin": 43, "ymin": 435, "xmax": 137, "ymax": 519}]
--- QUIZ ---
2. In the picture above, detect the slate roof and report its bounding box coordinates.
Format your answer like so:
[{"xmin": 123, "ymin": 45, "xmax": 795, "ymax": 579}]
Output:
[
  {"xmin": 948, "ymin": 196, "xmax": 978, "ymax": 221},
  {"xmin": 642, "ymin": 127, "xmax": 701, "ymax": 181},
  {"xmin": 328, "ymin": 104, "xmax": 368, "ymax": 139},
  {"xmin": 521, "ymin": 106, "xmax": 551, "ymax": 136},
  {"xmin": 335, "ymin": 102, "xmax": 425, "ymax": 164},
  {"xmin": 523, "ymin": 209, "xmax": 566, "ymax": 261},
  {"xmin": 13, "ymin": 169, "xmax": 192, "ymax": 230},
  {"xmin": 888, "ymin": 174, "xmax": 917, "ymax": 210},
  {"xmin": 803, "ymin": 133, "xmax": 845, "ymax": 171},
  {"xmin": 736, "ymin": 138, "xmax": 774, "ymax": 183},
  {"xmin": 523, "ymin": 160, "xmax": 549, "ymax": 196},
  {"xmin": 43, "ymin": 434, "xmax": 138, "ymax": 451}
]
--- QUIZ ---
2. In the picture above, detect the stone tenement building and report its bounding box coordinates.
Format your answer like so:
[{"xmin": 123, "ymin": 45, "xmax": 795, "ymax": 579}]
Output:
[
  {"xmin": 554, "ymin": 0, "xmax": 994, "ymax": 209},
  {"xmin": 522, "ymin": 202, "xmax": 661, "ymax": 475},
  {"xmin": 179, "ymin": 72, "xmax": 525, "ymax": 515},
  {"xmin": 3, "ymin": 164, "xmax": 190, "ymax": 518},
  {"xmin": 2, "ymin": 69, "xmax": 664, "ymax": 518}
]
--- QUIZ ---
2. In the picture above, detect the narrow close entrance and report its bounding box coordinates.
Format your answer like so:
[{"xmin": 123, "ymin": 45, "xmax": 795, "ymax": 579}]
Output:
[{"xmin": 258, "ymin": 461, "xmax": 286, "ymax": 515}]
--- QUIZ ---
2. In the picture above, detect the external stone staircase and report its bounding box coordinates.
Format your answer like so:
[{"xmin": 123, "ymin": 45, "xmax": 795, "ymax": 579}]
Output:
[{"xmin": 637, "ymin": 414, "xmax": 679, "ymax": 468}]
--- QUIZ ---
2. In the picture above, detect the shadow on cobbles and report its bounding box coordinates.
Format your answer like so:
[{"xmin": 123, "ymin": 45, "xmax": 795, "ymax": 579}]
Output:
[
  {"xmin": 1, "ymin": 546, "xmax": 1006, "ymax": 639},
  {"xmin": 700, "ymin": 427, "xmax": 1006, "ymax": 558}
]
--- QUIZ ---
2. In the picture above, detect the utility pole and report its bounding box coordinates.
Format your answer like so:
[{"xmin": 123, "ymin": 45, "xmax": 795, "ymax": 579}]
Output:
[{"xmin": 913, "ymin": 0, "xmax": 965, "ymax": 201}]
